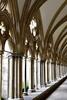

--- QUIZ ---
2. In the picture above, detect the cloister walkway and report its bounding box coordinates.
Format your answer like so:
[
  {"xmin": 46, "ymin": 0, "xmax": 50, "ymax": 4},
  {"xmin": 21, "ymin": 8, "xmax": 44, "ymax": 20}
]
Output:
[
  {"xmin": 47, "ymin": 79, "xmax": 67, "ymax": 100},
  {"xmin": 24, "ymin": 75, "xmax": 67, "ymax": 100}
]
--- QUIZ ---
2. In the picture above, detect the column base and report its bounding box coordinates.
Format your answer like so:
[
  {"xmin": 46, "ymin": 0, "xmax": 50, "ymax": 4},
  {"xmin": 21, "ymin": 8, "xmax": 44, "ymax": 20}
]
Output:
[
  {"xmin": 59, "ymin": 75, "xmax": 61, "ymax": 78},
  {"xmin": 54, "ymin": 78, "xmax": 57, "ymax": 81},
  {"xmin": 30, "ymin": 89, "xmax": 36, "ymax": 92},
  {"xmin": 45, "ymin": 83, "xmax": 47, "ymax": 87},
  {"xmin": 48, "ymin": 81, "xmax": 51, "ymax": 84},
  {"xmin": 23, "ymin": 92, "xmax": 28, "ymax": 96},
  {"xmin": 8, "ymin": 97, "xmax": 24, "ymax": 100}
]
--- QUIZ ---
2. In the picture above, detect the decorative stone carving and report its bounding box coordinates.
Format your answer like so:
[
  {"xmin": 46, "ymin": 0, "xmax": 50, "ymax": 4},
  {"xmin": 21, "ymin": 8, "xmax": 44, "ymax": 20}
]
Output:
[{"xmin": 0, "ymin": 0, "xmax": 8, "ymax": 11}]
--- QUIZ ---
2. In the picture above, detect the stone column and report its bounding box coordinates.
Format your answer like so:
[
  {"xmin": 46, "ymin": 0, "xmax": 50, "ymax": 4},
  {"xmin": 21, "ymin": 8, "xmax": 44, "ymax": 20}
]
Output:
[
  {"xmin": 11, "ymin": 56, "xmax": 18, "ymax": 98},
  {"xmin": 34, "ymin": 59, "xmax": 36, "ymax": 89},
  {"xmin": 36, "ymin": 59, "xmax": 40, "ymax": 89},
  {"xmin": 0, "ymin": 54, "xmax": 2, "ymax": 99},
  {"xmin": 63, "ymin": 65, "xmax": 65, "ymax": 75},
  {"xmin": 25, "ymin": 57, "xmax": 27, "ymax": 93},
  {"xmin": 42, "ymin": 61, "xmax": 45, "ymax": 86},
  {"xmin": 65, "ymin": 65, "xmax": 66, "ymax": 75},
  {"xmin": 64, "ymin": 65, "xmax": 66, "ymax": 75},
  {"xmin": 44, "ymin": 60, "xmax": 48, "ymax": 85},
  {"xmin": 51, "ymin": 62, "xmax": 54, "ymax": 81},
  {"xmin": 8, "ymin": 56, "xmax": 15, "ymax": 98},
  {"xmin": 15, "ymin": 57, "xmax": 18, "ymax": 97},
  {"xmin": 56, "ymin": 63, "xmax": 58, "ymax": 79},
  {"xmin": 54, "ymin": 62, "xmax": 56, "ymax": 80},
  {"xmin": 38, "ymin": 59, "xmax": 40, "ymax": 88},
  {"xmin": 40, "ymin": 60, "xmax": 42, "ymax": 87},
  {"xmin": 59, "ymin": 64, "xmax": 61, "ymax": 77},
  {"xmin": 17, "ymin": 56, "xmax": 22, "ymax": 98},
  {"xmin": 47, "ymin": 59, "xmax": 52, "ymax": 83},
  {"xmin": 8, "ymin": 55, "xmax": 23, "ymax": 100},
  {"xmin": 62, "ymin": 64, "xmax": 64, "ymax": 76},
  {"xmin": 60, "ymin": 64, "xmax": 62, "ymax": 77},
  {"xmin": 62, "ymin": 65, "xmax": 64, "ymax": 76},
  {"xmin": 56, "ymin": 63, "xmax": 59, "ymax": 79},
  {"xmin": 40, "ymin": 60, "xmax": 44, "ymax": 87},
  {"xmin": 36, "ymin": 59, "xmax": 38, "ymax": 89},
  {"xmin": 62, "ymin": 64, "xmax": 63, "ymax": 76},
  {"xmin": 43, "ymin": 61, "xmax": 45, "ymax": 85},
  {"xmin": 31, "ymin": 58, "xmax": 34, "ymax": 89}
]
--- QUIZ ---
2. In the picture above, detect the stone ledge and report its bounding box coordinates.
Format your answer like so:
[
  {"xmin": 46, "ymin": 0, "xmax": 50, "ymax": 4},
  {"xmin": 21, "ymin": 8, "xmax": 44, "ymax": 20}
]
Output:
[{"xmin": 33, "ymin": 75, "xmax": 67, "ymax": 100}]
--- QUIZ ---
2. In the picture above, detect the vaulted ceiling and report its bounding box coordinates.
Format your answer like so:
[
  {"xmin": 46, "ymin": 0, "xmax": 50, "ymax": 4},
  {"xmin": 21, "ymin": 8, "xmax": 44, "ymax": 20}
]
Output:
[{"xmin": 0, "ymin": 0, "xmax": 67, "ymax": 64}]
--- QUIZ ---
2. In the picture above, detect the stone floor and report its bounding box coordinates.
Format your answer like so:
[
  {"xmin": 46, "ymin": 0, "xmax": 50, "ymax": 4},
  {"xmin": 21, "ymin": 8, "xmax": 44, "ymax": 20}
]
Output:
[
  {"xmin": 47, "ymin": 79, "xmax": 67, "ymax": 100},
  {"xmin": 24, "ymin": 76, "xmax": 67, "ymax": 100}
]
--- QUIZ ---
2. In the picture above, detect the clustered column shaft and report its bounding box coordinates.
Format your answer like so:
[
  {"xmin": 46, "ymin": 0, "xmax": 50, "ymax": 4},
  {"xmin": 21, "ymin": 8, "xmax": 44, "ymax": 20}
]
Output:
[{"xmin": 8, "ymin": 55, "xmax": 23, "ymax": 99}]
